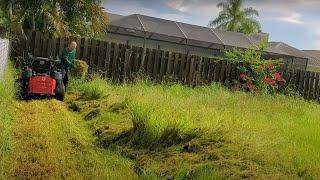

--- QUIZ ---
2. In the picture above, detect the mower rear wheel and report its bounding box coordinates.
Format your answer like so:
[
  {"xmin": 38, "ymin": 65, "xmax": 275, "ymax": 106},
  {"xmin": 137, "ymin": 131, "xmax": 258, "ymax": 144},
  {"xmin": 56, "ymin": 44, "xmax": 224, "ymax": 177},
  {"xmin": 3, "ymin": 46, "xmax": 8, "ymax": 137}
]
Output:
[
  {"xmin": 17, "ymin": 78, "xmax": 29, "ymax": 100},
  {"xmin": 55, "ymin": 82, "xmax": 65, "ymax": 101}
]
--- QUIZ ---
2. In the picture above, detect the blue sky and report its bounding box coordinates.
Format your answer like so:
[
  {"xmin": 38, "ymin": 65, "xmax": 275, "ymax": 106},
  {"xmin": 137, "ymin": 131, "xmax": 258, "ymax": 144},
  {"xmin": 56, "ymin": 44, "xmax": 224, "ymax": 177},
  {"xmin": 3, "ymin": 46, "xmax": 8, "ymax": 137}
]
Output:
[{"xmin": 103, "ymin": 0, "xmax": 320, "ymax": 50}]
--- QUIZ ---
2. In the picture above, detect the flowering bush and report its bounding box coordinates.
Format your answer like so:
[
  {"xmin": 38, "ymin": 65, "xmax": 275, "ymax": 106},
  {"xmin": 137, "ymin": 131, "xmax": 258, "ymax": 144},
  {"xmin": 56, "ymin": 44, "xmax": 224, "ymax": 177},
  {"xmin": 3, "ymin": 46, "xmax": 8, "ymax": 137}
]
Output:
[{"xmin": 226, "ymin": 42, "xmax": 285, "ymax": 94}]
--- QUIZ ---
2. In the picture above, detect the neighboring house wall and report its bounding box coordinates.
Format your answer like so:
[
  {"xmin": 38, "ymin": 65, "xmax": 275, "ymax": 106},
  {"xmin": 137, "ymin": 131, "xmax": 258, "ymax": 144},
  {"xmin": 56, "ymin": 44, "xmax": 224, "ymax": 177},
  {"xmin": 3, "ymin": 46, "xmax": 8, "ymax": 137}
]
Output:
[
  {"xmin": 104, "ymin": 33, "xmax": 224, "ymax": 57},
  {"xmin": 303, "ymin": 50, "xmax": 320, "ymax": 72},
  {"xmin": 105, "ymin": 32, "xmax": 308, "ymax": 70},
  {"xmin": 0, "ymin": 38, "xmax": 10, "ymax": 81}
]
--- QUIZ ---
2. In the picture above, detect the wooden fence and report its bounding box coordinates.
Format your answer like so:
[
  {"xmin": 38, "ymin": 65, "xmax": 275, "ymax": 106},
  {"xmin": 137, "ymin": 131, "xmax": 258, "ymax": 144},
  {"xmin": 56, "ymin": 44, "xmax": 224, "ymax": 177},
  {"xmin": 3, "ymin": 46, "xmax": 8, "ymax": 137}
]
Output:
[{"xmin": 12, "ymin": 30, "xmax": 320, "ymax": 102}]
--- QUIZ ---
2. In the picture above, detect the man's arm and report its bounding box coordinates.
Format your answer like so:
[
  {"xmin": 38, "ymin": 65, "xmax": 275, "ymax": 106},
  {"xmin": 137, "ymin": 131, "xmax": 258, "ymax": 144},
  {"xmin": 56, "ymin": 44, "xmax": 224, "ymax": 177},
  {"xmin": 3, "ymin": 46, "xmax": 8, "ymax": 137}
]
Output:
[{"xmin": 67, "ymin": 50, "xmax": 76, "ymax": 68}]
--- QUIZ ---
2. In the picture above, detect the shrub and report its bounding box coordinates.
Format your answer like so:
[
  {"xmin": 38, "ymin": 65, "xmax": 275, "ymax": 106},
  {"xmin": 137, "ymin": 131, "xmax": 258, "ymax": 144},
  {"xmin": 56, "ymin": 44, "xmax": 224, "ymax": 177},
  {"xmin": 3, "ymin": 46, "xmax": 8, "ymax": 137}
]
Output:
[
  {"xmin": 71, "ymin": 60, "xmax": 89, "ymax": 79},
  {"xmin": 226, "ymin": 41, "xmax": 285, "ymax": 94}
]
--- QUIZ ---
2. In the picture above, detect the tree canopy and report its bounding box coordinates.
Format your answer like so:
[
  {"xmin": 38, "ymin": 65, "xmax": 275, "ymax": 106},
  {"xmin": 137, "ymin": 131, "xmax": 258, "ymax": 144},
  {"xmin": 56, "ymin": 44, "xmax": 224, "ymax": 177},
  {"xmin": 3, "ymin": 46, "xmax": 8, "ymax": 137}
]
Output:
[
  {"xmin": 0, "ymin": 0, "xmax": 108, "ymax": 38},
  {"xmin": 209, "ymin": 0, "xmax": 261, "ymax": 34}
]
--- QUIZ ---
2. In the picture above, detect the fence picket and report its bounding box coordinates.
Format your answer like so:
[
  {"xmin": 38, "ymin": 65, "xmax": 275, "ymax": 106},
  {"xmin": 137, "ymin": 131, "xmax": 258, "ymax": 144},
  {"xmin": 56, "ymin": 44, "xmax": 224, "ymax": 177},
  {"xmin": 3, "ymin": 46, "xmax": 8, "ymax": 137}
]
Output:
[
  {"xmin": 124, "ymin": 48, "xmax": 132, "ymax": 79},
  {"xmin": 159, "ymin": 51, "xmax": 167, "ymax": 80},
  {"xmin": 153, "ymin": 49, "xmax": 161, "ymax": 80},
  {"xmin": 219, "ymin": 61, "xmax": 226, "ymax": 83},
  {"xmin": 315, "ymin": 73, "xmax": 320, "ymax": 101},
  {"xmin": 112, "ymin": 43, "xmax": 119, "ymax": 80},
  {"xmin": 214, "ymin": 61, "xmax": 221, "ymax": 82},
  {"xmin": 166, "ymin": 52, "xmax": 173, "ymax": 77},
  {"xmin": 304, "ymin": 71, "xmax": 310, "ymax": 100},
  {"xmin": 188, "ymin": 56, "xmax": 195, "ymax": 85},
  {"xmin": 298, "ymin": 70, "xmax": 305, "ymax": 94}
]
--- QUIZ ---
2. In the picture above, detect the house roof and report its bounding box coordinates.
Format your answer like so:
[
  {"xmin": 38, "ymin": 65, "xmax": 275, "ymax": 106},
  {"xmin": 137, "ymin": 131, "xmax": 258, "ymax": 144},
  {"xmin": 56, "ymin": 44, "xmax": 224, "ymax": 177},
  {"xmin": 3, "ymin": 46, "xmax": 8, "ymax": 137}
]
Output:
[
  {"xmin": 303, "ymin": 50, "xmax": 320, "ymax": 66},
  {"xmin": 266, "ymin": 42, "xmax": 309, "ymax": 59},
  {"xmin": 107, "ymin": 13, "xmax": 309, "ymax": 59}
]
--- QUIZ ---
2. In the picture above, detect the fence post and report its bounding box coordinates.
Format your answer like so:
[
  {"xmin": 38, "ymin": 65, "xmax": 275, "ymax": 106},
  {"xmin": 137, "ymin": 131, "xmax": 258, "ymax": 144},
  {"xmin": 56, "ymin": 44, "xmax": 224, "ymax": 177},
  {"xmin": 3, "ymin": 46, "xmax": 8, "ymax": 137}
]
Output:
[{"xmin": 0, "ymin": 38, "xmax": 9, "ymax": 81}]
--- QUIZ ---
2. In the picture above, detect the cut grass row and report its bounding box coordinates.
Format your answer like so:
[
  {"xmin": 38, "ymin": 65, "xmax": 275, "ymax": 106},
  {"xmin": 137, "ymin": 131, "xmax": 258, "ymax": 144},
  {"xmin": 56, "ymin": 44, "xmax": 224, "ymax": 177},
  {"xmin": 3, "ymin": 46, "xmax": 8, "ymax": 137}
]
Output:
[
  {"xmin": 0, "ymin": 63, "xmax": 138, "ymax": 179},
  {"xmin": 9, "ymin": 100, "xmax": 137, "ymax": 179},
  {"xmin": 0, "ymin": 63, "xmax": 16, "ymax": 179}
]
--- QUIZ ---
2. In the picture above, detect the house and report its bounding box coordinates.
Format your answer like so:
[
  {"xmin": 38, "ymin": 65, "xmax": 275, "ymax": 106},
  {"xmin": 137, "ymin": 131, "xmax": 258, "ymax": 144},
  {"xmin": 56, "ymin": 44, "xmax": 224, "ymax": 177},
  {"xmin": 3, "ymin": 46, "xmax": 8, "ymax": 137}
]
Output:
[
  {"xmin": 302, "ymin": 50, "xmax": 320, "ymax": 72},
  {"xmin": 105, "ymin": 13, "xmax": 310, "ymax": 70}
]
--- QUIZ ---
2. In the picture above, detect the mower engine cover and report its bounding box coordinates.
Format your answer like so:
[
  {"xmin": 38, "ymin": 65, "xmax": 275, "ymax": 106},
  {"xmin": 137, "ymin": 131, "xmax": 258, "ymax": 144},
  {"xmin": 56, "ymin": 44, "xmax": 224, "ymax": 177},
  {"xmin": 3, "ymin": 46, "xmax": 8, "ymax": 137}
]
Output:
[{"xmin": 29, "ymin": 76, "xmax": 56, "ymax": 95}]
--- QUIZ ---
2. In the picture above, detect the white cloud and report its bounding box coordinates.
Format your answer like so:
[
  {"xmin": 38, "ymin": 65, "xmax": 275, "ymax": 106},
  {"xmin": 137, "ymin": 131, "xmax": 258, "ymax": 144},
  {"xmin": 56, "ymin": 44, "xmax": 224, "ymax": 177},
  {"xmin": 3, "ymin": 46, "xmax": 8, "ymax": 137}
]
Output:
[
  {"xmin": 276, "ymin": 13, "xmax": 304, "ymax": 25},
  {"xmin": 164, "ymin": 0, "xmax": 219, "ymax": 17},
  {"xmin": 313, "ymin": 40, "xmax": 320, "ymax": 49},
  {"xmin": 104, "ymin": 0, "xmax": 188, "ymax": 22},
  {"xmin": 104, "ymin": 0, "xmax": 155, "ymax": 16},
  {"xmin": 309, "ymin": 22, "xmax": 320, "ymax": 36},
  {"xmin": 305, "ymin": 21, "xmax": 320, "ymax": 49}
]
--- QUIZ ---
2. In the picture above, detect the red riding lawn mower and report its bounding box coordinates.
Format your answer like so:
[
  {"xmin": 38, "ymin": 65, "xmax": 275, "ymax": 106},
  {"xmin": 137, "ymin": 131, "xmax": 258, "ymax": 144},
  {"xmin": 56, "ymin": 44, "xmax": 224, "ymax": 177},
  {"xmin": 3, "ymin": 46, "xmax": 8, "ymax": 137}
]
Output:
[{"xmin": 18, "ymin": 54, "xmax": 65, "ymax": 101}]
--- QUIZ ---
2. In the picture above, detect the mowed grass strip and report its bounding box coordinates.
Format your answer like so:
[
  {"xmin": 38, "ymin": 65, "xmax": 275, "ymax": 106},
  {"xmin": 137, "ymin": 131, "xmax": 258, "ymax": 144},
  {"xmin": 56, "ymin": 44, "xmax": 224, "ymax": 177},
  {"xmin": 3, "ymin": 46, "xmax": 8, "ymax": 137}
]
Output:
[
  {"xmin": 10, "ymin": 100, "xmax": 135, "ymax": 179},
  {"xmin": 0, "ymin": 63, "xmax": 137, "ymax": 179},
  {"xmin": 9, "ymin": 100, "xmax": 138, "ymax": 179},
  {"xmin": 0, "ymin": 63, "xmax": 16, "ymax": 179}
]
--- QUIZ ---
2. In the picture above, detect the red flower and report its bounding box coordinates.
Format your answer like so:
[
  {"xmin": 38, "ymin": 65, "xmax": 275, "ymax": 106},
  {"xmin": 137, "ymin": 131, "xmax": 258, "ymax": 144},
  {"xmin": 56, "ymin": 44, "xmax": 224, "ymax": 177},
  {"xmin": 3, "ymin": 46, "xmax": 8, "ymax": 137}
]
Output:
[
  {"xmin": 262, "ymin": 76, "xmax": 276, "ymax": 86},
  {"xmin": 246, "ymin": 83, "xmax": 254, "ymax": 91},
  {"xmin": 262, "ymin": 76, "xmax": 269, "ymax": 83},
  {"xmin": 239, "ymin": 73, "xmax": 246, "ymax": 80},
  {"xmin": 274, "ymin": 72, "xmax": 285, "ymax": 82},
  {"xmin": 270, "ymin": 79, "xmax": 276, "ymax": 86},
  {"xmin": 266, "ymin": 64, "xmax": 273, "ymax": 71}
]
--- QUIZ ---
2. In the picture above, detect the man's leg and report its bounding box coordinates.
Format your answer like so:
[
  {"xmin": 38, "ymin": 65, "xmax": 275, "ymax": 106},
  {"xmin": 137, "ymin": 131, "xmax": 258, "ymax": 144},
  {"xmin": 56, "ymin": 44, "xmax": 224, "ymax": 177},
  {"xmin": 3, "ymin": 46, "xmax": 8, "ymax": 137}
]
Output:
[{"xmin": 63, "ymin": 69, "xmax": 69, "ymax": 90}]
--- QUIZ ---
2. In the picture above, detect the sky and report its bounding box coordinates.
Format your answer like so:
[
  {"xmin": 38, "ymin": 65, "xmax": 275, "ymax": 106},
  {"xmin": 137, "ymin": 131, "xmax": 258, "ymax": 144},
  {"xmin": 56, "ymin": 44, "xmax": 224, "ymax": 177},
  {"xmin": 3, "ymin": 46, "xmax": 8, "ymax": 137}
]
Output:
[{"xmin": 103, "ymin": 0, "xmax": 320, "ymax": 50}]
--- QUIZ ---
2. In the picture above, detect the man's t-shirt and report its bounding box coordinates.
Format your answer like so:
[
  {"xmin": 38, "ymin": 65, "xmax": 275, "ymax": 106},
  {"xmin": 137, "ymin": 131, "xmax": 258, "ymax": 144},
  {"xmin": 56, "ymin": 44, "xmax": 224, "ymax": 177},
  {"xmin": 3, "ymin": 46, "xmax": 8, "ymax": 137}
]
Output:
[{"xmin": 59, "ymin": 47, "xmax": 76, "ymax": 69}]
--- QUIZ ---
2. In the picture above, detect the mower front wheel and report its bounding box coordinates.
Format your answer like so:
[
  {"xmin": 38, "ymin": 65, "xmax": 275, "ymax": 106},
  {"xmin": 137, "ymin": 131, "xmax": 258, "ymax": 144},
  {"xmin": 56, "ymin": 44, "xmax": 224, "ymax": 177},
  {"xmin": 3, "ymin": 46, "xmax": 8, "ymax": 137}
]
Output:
[{"xmin": 55, "ymin": 82, "xmax": 65, "ymax": 101}]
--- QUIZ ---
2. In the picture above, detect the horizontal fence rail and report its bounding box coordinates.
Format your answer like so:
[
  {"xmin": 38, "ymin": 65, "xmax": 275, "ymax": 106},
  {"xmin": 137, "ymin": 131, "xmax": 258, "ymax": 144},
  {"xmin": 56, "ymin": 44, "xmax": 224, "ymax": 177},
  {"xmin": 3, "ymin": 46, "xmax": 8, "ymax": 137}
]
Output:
[{"xmin": 12, "ymin": 30, "xmax": 320, "ymax": 102}]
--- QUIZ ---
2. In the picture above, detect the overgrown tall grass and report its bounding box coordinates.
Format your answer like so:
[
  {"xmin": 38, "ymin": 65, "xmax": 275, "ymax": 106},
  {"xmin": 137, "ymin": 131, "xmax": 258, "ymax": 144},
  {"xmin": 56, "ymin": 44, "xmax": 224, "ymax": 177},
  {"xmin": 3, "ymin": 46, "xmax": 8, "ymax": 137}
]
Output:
[
  {"xmin": 0, "ymin": 62, "xmax": 16, "ymax": 179},
  {"xmin": 69, "ymin": 77, "xmax": 320, "ymax": 178}
]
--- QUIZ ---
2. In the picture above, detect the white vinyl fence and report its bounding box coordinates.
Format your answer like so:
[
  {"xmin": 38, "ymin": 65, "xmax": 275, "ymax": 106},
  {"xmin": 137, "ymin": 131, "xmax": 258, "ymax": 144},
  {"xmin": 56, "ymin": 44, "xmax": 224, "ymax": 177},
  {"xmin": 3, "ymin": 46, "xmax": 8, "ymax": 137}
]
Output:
[{"xmin": 0, "ymin": 38, "xmax": 9, "ymax": 81}]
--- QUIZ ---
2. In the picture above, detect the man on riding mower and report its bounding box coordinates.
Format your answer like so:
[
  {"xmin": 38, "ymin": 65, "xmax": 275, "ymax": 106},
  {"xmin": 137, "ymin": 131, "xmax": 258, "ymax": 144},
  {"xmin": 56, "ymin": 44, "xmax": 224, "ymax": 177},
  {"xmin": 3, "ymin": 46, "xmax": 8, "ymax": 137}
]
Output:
[{"xmin": 59, "ymin": 41, "xmax": 77, "ymax": 90}]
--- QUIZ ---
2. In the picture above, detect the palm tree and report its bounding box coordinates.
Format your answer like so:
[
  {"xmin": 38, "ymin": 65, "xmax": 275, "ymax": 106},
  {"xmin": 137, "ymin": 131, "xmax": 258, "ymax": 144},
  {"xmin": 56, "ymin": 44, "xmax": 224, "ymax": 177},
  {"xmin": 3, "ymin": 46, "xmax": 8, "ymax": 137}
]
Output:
[
  {"xmin": 58, "ymin": 0, "xmax": 108, "ymax": 38},
  {"xmin": 209, "ymin": 0, "xmax": 261, "ymax": 34}
]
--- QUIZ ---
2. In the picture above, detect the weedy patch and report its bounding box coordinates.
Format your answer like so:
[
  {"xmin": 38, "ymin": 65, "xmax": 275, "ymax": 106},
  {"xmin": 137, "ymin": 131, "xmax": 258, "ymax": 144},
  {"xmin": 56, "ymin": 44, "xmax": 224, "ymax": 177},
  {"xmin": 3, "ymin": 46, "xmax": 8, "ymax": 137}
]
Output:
[{"xmin": 66, "ymin": 79, "xmax": 299, "ymax": 179}]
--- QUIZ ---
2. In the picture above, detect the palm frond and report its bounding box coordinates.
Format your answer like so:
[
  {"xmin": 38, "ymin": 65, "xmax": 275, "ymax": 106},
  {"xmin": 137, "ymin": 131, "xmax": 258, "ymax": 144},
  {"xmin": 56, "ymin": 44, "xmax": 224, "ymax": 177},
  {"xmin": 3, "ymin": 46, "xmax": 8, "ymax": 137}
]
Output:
[
  {"xmin": 42, "ymin": 4, "xmax": 69, "ymax": 36},
  {"xmin": 10, "ymin": 12, "xmax": 27, "ymax": 39},
  {"xmin": 243, "ymin": 7, "xmax": 259, "ymax": 17},
  {"xmin": 217, "ymin": 1, "xmax": 228, "ymax": 9},
  {"xmin": 216, "ymin": 21, "xmax": 231, "ymax": 30},
  {"xmin": 209, "ymin": 12, "xmax": 230, "ymax": 27},
  {"xmin": 238, "ymin": 18, "xmax": 261, "ymax": 34}
]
